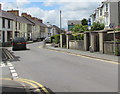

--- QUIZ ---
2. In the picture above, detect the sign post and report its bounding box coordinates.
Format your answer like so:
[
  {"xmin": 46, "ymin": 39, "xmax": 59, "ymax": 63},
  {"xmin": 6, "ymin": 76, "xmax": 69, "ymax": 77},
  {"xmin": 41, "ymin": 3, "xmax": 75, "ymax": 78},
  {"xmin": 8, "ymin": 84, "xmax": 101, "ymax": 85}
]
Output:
[
  {"xmin": 88, "ymin": 18, "xmax": 93, "ymax": 52},
  {"xmin": 109, "ymin": 23, "xmax": 116, "ymax": 55}
]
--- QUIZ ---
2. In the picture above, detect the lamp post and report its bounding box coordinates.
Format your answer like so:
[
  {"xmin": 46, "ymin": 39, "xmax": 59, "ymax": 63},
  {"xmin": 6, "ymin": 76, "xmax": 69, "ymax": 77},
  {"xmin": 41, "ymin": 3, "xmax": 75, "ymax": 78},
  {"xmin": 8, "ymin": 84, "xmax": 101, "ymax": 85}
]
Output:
[{"xmin": 60, "ymin": 10, "xmax": 62, "ymax": 33}]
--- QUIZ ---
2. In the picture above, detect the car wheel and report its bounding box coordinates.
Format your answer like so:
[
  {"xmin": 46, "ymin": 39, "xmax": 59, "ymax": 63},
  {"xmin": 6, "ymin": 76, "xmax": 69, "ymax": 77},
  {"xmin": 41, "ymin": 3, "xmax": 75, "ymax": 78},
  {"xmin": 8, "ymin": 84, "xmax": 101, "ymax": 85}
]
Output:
[{"xmin": 12, "ymin": 48, "xmax": 15, "ymax": 51}]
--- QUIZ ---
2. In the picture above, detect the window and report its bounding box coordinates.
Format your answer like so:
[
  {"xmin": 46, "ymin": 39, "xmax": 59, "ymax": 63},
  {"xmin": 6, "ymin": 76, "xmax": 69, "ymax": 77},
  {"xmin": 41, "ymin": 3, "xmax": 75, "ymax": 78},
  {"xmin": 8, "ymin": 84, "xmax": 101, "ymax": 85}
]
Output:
[
  {"xmin": 7, "ymin": 31, "xmax": 12, "ymax": 41},
  {"xmin": 106, "ymin": 3, "xmax": 108, "ymax": 12},
  {"xmin": 19, "ymin": 23, "xmax": 20, "ymax": 30},
  {"xmin": 2, "ymin": 18, "xmax": 5, "ymax": 28},
  {"xmin": 8, "ymin": 20, "xmax": 10, "ymax": 29},
  {"xmin": 100, "ymin": 8, "xmax": 102, "ymax": 16}
]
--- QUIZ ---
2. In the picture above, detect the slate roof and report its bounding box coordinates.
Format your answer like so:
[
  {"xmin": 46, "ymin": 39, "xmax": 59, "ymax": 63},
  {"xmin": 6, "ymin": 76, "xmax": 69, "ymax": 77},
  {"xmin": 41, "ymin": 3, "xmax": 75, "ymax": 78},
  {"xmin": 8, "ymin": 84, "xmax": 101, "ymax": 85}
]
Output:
[
  {"xmin": 0, "ymin": 10, "xmax": 47, "ymax": 27},
  {"xmin": 23, "ymin": 17, "xmax": 47, "ymax": 27},
  {"xmin": 0, "ymin": 10, "xmax": 33, "ymax": 25}
]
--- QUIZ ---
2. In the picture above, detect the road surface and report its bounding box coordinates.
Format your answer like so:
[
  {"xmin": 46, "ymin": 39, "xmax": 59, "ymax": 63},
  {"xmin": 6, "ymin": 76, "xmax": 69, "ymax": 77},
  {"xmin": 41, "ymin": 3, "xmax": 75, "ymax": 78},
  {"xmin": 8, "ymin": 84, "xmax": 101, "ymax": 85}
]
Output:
[{"xmin": 8, "ymin": 42, "xmax": 118, "ymax": 92}]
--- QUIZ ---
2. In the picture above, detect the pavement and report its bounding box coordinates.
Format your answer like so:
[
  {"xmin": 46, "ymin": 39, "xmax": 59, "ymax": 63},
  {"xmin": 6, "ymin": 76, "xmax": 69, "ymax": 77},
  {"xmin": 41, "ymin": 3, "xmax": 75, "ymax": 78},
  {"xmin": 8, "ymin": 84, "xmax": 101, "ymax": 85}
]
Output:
[{"xmin": 45, "ymin": 43, "xmax": 119, "ymax": 63}]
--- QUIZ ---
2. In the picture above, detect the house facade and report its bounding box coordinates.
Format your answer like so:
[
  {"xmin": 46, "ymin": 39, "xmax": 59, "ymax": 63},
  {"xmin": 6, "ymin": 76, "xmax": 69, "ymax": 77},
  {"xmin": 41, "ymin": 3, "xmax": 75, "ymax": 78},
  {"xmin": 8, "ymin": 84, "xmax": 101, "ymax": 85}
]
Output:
[
  {"xmin": 0, "ymin": 10, "xmax": 13, "ymax": 43},
  {"xmin": 90, "ymin": 0, "xmax": 120, "ymax": 28},
  {"xmin": 46, "ymin": 24, "xmax": 61, "ymax": 37}
]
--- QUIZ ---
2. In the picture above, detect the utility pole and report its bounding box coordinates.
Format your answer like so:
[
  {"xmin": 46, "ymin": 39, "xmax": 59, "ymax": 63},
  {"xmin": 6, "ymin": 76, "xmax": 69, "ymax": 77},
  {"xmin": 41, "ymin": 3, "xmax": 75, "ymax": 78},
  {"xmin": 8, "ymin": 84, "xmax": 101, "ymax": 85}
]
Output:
[
  {"xmin": 113, "ymin": 28, "xmax": 116, "ymax": 55},
  {"xmin": 60, "ymin": 10, "xmax": 62, "ymax": 33}
]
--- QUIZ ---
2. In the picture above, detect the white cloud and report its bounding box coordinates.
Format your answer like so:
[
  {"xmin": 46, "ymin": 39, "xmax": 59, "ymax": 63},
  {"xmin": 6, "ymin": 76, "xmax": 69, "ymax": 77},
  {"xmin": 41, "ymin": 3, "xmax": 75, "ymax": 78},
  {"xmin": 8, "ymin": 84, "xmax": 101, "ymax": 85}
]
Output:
[{"xmin": 1, "ymin": 1, "xmax": 101, "ymax": 30}]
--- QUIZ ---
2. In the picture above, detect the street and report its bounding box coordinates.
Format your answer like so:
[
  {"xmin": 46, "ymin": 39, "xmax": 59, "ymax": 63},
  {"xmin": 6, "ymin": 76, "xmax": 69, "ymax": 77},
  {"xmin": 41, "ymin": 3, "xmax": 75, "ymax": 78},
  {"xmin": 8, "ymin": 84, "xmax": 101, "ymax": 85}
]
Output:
[{"xmin": 5, "ymin": 42, "xmax": 118, "ymax": 92}]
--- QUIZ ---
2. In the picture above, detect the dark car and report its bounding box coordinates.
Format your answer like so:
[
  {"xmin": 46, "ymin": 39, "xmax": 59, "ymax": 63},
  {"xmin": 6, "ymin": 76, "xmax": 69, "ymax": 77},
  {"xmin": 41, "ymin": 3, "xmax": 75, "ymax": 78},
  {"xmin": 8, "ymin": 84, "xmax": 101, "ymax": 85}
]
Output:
[{"xmin": 12, "ymin": 37, "xmax": 27, "ymax": 51}]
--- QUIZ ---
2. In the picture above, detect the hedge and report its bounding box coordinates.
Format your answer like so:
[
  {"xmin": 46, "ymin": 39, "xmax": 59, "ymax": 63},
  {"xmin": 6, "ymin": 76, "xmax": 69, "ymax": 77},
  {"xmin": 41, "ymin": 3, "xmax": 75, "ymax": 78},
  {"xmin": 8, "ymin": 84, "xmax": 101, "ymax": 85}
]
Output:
[
  {"xmin": 54, "ymin": 34, "xmax": 60, "ymax": 44},
  {"xmin": 72, "ymin": 34, "xmax": 84, "ymax": 40},
  {"xmin": 50, "ymin": 34, "xmax": 60, "ymax": 44},
  {"xmin": 50, "ymin": 36, "xmax": 55, "ymax": 43}
]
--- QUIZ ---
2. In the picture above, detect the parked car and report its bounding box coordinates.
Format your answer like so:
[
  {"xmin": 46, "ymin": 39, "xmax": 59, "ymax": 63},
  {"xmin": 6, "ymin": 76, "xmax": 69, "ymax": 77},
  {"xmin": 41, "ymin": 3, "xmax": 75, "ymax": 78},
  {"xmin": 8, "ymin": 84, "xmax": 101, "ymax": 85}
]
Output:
[
  {"xmin": 12, "ymin": 37, "xmax": 27, "ymax": 51},
  {"xmin": 44, "ymin": 37, "xmax": 51, "ymax": 43}
]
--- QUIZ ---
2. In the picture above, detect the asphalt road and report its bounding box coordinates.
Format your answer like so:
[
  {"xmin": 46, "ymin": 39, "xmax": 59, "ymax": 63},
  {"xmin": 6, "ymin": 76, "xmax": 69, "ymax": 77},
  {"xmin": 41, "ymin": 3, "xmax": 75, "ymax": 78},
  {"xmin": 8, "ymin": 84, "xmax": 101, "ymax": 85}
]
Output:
[{"xmin": 9, "ymin": 42, "xmax": 118, "ymax": 92}]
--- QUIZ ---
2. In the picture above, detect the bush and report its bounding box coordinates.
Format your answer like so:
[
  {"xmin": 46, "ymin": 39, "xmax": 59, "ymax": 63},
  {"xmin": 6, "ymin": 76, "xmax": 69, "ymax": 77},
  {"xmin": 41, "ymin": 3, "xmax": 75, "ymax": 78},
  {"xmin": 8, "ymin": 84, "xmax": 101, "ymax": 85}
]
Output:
[
  {"xmin": 72, "ymin": 34, "xmax": 84, "ymax": 40},
  {"xmin": 91, "ymin": 22, "xmax": 105, "ymax": 31},
  {"xmin": 115, "ymin": 47, "xmax": 120, "ymax": 56},
  {"xmin": 50, "ymin": 36, "xmax": 55, "ymax": 43},
  {"xmin": 54, "ymin": 34, "xmax": 60, "ymax": 44}
]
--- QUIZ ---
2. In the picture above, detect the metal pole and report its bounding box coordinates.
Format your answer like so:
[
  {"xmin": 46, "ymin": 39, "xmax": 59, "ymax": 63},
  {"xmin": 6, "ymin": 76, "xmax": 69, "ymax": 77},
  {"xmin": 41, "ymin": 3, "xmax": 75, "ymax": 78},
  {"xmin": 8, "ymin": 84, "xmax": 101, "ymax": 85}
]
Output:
[
  {"xmin": 60, "ymin": 10, "xmax": 61, "ymax": 33},
  {"xmin": 113, "ymin": 29, "xmax": 116, "ymax": 55}
]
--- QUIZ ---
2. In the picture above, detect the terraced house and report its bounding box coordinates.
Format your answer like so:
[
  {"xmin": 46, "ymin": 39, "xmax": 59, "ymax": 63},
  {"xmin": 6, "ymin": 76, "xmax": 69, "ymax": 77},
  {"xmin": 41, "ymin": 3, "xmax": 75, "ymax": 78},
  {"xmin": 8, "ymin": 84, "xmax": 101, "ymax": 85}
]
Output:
[
  {"xmin": 90, "ymin": 0, "xmax": 120, "ymax": 28},
  {"xmin": 21, "ymin": 13, "xmax": 47, "ymax": 41},
  {"xmin": 0, "ymin": 4, "xmax": 48, "ymax": 45}
]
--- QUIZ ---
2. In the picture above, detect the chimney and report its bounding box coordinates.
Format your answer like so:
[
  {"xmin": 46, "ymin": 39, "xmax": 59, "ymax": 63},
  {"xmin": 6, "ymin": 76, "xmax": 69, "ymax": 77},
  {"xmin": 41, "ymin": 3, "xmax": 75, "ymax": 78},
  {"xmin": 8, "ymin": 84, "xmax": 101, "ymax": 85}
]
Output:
[
  {"xmin": 0, "ymin": 4, "xmax": 1, "ymax": 10},
  {"xmin": 7, "ymin": 10, "xmax": 19, "ymax": 16},
  {"xmin": 21, "ymin": 13, "xmax": 28, "ymax": 17},
  {"xmin": 31, "ymin": 17, "xmax": 38, "ymax": 21},
  {"xmin": 27, "ymin": 14, "xmax": 32, "ymax": 19},
  {"xmin": 38, "ymin": 19, "xmax": 43, "ymax": 23}
]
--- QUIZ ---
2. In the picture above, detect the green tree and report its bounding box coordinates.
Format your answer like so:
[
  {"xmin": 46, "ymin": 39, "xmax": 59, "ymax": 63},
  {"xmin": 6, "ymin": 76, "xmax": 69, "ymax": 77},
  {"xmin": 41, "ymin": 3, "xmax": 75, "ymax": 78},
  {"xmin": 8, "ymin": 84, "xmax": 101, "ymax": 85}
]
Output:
[
  {"xmin": 73, "ymin": 24, "xmax": 88, "ymax": 33},
  {"xmin": 81, "ymin": 18, "xmax": 88, "ymax": 26},
  {"xmin": 91, "ymin": 22, "xmax": 105, "ymax": 31}
]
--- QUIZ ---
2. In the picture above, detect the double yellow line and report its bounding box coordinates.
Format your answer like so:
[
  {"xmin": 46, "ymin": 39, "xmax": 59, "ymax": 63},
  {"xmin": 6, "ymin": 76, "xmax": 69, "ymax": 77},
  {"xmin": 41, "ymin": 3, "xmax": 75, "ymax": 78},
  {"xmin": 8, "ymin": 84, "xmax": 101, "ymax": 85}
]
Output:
[{"xmin": 0, "ymin": 78, "xmax": 50, "ymax": 94}]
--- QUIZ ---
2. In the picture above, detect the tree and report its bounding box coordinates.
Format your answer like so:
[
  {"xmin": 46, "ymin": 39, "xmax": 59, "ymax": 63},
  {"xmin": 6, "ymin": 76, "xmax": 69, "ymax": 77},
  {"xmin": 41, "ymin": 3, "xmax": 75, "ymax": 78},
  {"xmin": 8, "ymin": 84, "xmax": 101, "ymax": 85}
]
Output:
[
  {"xmin": 81, "ymin": 18, "xmax": 88, "ymax": 26},
  {"xmin": 91, "ymin": 22, "xmax": 105, "ymax": 31},
  {"xmin": 72, "ymin": 24, "xmax": 88, "ymax": 33}
]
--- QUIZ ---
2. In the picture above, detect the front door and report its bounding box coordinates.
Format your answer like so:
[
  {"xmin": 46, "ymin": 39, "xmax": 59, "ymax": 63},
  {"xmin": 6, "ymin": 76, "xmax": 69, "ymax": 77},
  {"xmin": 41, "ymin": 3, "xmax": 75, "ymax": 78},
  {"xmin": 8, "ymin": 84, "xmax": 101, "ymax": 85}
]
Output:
[{"xmin": 2, "ymin": 31, "xmax": 5, "ymax": 42}]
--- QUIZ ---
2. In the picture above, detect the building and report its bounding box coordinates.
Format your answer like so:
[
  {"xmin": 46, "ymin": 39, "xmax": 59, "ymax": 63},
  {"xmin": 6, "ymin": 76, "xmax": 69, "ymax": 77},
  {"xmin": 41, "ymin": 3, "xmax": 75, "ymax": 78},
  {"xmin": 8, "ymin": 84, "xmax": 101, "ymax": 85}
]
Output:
[
  {"xmin": 21, "ymin": 13, "xmax": 48, "ymax": 41},
  {"xmin": 46, "ymin": 24, "xmax": 62, "ymax": 37},
  {"xmin": 0, "ymin": 3, "xmax": 48, "ymax": 44},
  {"xmin": 90, "ymin": 0, "xmax": 120, "ymax": 29},
  {"xmin": 68, "ymin": 20, "xmax": 81, "ymax": 31}
]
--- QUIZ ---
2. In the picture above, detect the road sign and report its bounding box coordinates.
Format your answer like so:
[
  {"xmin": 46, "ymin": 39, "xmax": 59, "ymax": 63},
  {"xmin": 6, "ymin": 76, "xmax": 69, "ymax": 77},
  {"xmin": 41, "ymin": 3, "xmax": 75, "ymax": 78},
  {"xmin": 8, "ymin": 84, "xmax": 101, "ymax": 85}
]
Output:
[{"xmin": 88, "ymin": 18, "xmax": 91, "ymax": 26}]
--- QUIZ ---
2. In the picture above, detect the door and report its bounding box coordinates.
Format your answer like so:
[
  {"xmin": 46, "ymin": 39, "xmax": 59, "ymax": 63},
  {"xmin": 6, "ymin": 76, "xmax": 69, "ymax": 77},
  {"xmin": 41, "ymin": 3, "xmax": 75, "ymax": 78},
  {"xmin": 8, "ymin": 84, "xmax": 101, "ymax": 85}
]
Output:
[{"xmin": 2, "ymin": 31, "xmax": 5, "ymax": 42}]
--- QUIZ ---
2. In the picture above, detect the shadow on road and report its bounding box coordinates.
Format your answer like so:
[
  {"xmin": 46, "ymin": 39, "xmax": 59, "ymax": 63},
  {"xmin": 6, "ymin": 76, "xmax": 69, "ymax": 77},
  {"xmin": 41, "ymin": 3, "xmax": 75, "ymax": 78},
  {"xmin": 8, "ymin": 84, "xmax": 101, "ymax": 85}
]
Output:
[
  {"xmin": 2, "ymin": 86, "xmax": 28, "ymax": 94},
  {"xmin": 2, "ymin": 48, "xmax": 21, "ymax": 63}
]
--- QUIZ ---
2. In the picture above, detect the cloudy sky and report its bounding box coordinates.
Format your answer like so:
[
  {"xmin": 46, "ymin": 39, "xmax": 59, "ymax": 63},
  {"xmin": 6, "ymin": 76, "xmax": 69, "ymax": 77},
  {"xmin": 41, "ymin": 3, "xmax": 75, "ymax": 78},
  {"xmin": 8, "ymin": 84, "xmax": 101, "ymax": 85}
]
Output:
[{"xmin": 0, "ymin": 0, "xmax": 104, "ymax": 30}]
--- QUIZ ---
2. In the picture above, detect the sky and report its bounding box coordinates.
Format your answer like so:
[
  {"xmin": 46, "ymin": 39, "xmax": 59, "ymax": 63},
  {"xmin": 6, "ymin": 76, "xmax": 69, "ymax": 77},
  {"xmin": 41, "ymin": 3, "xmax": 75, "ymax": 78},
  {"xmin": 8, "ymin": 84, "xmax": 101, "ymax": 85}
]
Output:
[{"xmin": 0, "ymin": 0, "xmax": 104, "ymax": 30}]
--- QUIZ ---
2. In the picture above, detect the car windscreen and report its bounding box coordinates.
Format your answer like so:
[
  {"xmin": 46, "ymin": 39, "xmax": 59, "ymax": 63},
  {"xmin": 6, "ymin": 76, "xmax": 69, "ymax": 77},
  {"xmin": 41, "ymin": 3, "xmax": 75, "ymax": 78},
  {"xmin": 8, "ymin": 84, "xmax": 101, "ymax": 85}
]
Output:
[{"xmin": 13, "ymin": 38, "xmax": 26, "ymax": 43}]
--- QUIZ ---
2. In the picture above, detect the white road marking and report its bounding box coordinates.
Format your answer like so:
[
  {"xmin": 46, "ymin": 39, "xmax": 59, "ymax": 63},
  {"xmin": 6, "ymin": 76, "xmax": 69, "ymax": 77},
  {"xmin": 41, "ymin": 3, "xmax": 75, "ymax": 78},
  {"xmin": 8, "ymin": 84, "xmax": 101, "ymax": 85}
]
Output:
[
  {"xmin": 12, "ymin": 73, "xmax": 18, "ymax": 77},
  {"xmin": 8, "ymin": 64, "xmax": 13, "ymax": 67},
  {"xmin": 10, "ymin": 70, "xmax": 16, "ymax": 73},
  {"xmin": 7, "ymin": 62, "xmax": 19, "ymax": 79},
  {"xmin": 9, "ymin": 67, "xmax": 14, "ymax": 70},
  {"xmin": 0, "ymin": 62, "xmax": 6, "ymax": 67}
]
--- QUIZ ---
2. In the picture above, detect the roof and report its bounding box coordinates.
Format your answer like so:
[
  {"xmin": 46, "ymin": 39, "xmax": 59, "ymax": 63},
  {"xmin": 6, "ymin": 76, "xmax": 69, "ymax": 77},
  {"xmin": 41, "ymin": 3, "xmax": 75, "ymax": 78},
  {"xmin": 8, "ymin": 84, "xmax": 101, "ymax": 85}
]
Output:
[
  {"xmin": 0, "ymin": 10, "xmax": 33, "ymax": 25},
  {"xmin": 68, "ymin": 20, "xmax": 81, "ymax": 25},
  {"xmin": 24, "ymin": 17, "xmax": 47, "ymax": 27},
  {"xmin": 0, "ymin": 10, "xmax": 47, "ymax": 27}
]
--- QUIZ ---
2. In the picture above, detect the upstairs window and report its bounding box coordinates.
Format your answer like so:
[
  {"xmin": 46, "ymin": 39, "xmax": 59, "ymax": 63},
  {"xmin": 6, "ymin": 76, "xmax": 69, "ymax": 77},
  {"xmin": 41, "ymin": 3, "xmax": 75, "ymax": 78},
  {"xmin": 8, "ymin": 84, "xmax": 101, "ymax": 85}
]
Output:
[
  {"xmin": 100, "ymin": 8, "xmax": 102, "ymax": 16},
  {"xmin": 2, "ymin": 18, "xmax": 5, "ymax": 28},
  {"xmin": 8, "ymin": 20, "xmax": 10, "ymax": 29},
  {"xmin": 106, "ymin": 3, "xmax": 108, "ymax": 12}
]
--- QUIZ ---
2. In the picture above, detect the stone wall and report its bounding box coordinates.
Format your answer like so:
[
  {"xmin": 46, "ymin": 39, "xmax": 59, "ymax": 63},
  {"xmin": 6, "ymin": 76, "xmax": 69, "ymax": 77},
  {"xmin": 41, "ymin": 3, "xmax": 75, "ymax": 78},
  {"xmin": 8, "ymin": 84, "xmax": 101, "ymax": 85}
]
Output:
[
  {"xmin": 104, "ymin": 41, "xmax": 120, "ymax": 55},
  {"xmin": 69, "ymin": 40, "xmax": 84, "ymax": 51}
]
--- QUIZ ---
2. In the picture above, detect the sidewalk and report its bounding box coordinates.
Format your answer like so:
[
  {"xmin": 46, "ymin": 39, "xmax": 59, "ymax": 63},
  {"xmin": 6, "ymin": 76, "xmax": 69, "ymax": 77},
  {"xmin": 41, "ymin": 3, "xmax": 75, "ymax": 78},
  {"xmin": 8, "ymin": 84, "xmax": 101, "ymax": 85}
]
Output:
[{"xmin": 45, "ymin": 44, "xmax": 119, "ymax": 63}]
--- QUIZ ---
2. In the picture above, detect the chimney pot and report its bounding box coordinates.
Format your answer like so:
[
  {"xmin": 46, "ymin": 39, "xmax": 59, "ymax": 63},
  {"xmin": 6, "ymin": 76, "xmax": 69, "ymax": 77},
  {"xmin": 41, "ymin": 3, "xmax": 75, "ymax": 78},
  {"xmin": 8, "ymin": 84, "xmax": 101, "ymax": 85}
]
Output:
[
  {"xmin": 0, "ymin": 4, "xmax": 1, "ymax": 10},
  {"xmin": 7, "ymin": 10, "xmax": 19, "ymax": 16}
]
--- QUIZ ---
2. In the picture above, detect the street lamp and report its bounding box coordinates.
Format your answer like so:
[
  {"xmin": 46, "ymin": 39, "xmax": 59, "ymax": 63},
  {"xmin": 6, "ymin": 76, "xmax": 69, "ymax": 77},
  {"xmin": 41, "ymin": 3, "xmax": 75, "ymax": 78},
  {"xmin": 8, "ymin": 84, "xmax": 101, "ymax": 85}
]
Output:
[{"xmin": 60, "ymin": 10, "xmax": 62, "ymax": 33}]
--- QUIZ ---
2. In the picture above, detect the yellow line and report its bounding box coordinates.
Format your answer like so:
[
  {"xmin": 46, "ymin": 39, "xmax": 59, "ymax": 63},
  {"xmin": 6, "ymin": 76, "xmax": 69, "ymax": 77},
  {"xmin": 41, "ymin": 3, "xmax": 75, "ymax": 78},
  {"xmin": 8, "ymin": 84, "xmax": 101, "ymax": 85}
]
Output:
[
  {"xmin": 0, "ymin": 78, "xmax": 40, "ymax": 92},
  {"xmin": 46, "ymin": 48, "xmax": 119, "ymax": 65},
  {"xmin": 18, "ymin": 78, "xmax": 50, "ymax": 94}
]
